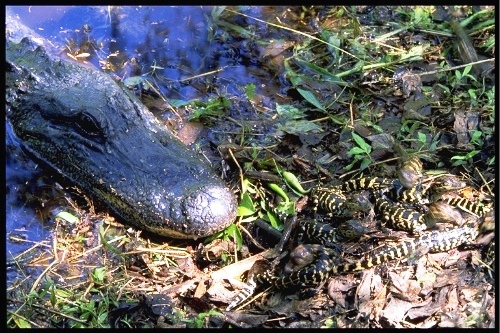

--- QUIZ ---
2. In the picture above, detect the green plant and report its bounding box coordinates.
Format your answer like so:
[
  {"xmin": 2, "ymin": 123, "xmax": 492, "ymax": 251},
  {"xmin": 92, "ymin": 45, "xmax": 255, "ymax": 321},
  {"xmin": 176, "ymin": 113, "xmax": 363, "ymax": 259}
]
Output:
[
  {"xmin": 91, "ymin": 267, "xmax": 107, "ymax": 285},
  {"xmin": 345, "ymin": 131, "xmax": 372, "ymax": 171},
  {"xmin": 450, "ymin": 150, "xmax": 480, "ymax": 167},
  {"xmin": 185, "ymin": 96, "xmax": 231, "ymax": 121},
  {"xmin": 450, "ymin": 65, "xmax": 477, "ymax": 89},
  {"xmin": 181, "ymin": 308, "xmax": 223, "ymax": 328},
  {"xmin": 245, "ymin": 83, "xmax": 256, "ymax": 100}
]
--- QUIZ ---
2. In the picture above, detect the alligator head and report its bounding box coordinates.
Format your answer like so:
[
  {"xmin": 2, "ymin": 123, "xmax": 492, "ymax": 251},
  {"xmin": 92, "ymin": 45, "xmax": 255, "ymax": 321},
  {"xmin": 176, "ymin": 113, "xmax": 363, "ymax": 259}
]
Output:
[{"xmin": 6, "ymin": 37, "xmax": 237, "ymax": 239}]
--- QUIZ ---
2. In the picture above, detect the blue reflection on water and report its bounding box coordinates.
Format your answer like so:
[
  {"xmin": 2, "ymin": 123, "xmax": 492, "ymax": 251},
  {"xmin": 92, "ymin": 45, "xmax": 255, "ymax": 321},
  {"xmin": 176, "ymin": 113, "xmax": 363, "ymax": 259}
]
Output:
[{"xmin": 9, "ymin": 6, "xmax": 266, "ymax": 100}]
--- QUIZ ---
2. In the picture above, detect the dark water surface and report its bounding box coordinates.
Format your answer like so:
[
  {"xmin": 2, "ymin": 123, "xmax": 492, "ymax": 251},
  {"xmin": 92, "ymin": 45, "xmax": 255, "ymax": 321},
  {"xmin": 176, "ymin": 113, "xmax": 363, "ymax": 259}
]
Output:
[{"xmin": 8, "ymin": 6, "xmax": 285, "ymax": 101}]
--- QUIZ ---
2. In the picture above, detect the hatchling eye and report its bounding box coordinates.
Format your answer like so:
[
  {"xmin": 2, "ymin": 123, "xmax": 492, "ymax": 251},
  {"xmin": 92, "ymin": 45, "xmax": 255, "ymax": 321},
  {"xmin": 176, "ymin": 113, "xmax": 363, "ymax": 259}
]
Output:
[{"xmin": 76, "ymin": 112, "xmax": 102, "ymax": 137}]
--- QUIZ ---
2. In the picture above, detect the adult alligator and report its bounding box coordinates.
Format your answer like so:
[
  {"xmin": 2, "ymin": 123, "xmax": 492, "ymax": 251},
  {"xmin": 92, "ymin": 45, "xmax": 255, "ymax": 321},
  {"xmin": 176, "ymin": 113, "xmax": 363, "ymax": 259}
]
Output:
[{"xmin": 5, "ymin": 10, "xmax": 237, "ymax": 239}]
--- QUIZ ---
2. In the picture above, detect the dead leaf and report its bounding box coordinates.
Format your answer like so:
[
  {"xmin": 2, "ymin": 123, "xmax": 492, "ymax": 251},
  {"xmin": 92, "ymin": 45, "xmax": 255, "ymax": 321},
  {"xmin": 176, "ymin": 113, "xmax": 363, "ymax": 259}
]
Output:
[
  {"xmin": 406, "ymin": 285, "xmax": 450, "ymax": 320},
  {"xmin": 388, "ymin": 270, "xmax": 421, "ymax": 302},
  {"xmin": 177, "ymin": 122, "xmax": 204, "ymax": 145},
  {"xmin": 327, "ymin": 277, "xmax": 357, "ymax": 308},
  {"xmin": 380, "ymin": 294, "xmax": 414, "ymax": 326}
]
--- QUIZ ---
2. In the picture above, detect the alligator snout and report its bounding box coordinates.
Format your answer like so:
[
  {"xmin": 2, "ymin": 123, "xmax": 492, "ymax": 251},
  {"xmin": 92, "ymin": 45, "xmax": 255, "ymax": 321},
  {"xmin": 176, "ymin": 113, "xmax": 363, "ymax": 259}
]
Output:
[{"xmin": 178, "ymin": 185, "xmax": 237, "ymax": 239}]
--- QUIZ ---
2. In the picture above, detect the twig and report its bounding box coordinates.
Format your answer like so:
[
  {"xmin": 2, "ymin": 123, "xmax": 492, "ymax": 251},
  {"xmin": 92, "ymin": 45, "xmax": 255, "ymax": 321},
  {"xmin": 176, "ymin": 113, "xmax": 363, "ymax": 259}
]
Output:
[
  {"xmin": 30, "ymin": 259, "xmax": 59, "ymax": 294},
  {"xmin": 7, "ymin": 309, "xmax": 42, "ymax": 328},
  {"xmin": 418, "ymin": 58, "xmax": 494, "ymax": 76}
]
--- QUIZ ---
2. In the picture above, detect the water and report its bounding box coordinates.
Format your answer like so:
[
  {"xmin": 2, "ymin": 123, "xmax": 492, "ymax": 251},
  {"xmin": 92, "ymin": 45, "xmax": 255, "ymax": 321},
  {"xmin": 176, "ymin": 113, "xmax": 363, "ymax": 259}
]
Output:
[{"xmin": 8, "ymin": 6, "xmax": 285, "ymax": 102}]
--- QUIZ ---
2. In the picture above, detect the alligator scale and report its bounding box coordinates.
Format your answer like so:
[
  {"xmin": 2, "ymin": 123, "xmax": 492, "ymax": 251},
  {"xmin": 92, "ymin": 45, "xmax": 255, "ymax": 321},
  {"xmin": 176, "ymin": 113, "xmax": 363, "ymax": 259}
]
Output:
[{"xmin": 6, "ymin": 13, "xmax": 237, "ymax": 239}]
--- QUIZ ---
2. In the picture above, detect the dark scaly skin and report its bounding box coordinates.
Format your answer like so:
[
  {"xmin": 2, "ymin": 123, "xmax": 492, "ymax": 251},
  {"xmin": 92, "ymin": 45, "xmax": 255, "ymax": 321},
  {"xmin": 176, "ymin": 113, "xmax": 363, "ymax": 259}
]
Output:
[
  {"xmin": 6, "ymin": 14, "xmax": 237, "ymax": 239},
  {"xmin": 311, "ymin": 186, "xmax": 347, "ymax": 216},
  {"xmin": 256, "ymin": 246, "xmax": 338, "ymax": 289},
  {"xmin": 312, "ymin": 168, "xmax": 473, "ymax": 232},
  {"xmin": 312, "ymin": 176, "xmax": 427, "ymax": 232},
  {"xmin": 298, "ymin": 219, "xmax": 369, "ymax": 245},
  {"xmin": 228, "ymin": 168, "xmax": 487, "ymax": 308},
  {"xmin": 311, "ymin": 177, "xmax": 393, "ymax": 216},
  {"xmin": 439, "ymin": 197, "xmax": 492, "ymax": 217},
  {"xmin": 226, "ymin": 219, "xmax": 365, "ymax": 309},
  {"xmin": 374, "ymin": 190, "xmax": 428, "ymax": 232}
]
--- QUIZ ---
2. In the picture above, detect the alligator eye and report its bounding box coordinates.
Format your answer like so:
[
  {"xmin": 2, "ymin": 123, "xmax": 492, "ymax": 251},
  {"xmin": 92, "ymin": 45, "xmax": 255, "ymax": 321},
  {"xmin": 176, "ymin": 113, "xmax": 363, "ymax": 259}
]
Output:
[{"xmin": 76, "ymin": 112, "xmax": 102, "ymax": 138}]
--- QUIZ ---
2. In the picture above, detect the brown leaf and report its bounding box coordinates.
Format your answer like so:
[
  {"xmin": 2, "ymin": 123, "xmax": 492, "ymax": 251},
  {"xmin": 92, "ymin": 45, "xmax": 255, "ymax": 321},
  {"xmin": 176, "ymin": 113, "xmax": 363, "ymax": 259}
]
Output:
[
  {"xmin": 177, "ymin": 121, "xmax": 204, "ymax": 146},
  {"xmin": 380, "ymin": 295, "xmax": 414, "ymax": 325},
  {"xmin": 406, "ymin": 285, "xmax": 450, "ymax": 320},
  {"xmin": 388, "ymin": 270, "xmax": 421, "ymax": 302},
  {"xmin": 327, "ymin": 277, "xmax": 357, "ymax": 308}
]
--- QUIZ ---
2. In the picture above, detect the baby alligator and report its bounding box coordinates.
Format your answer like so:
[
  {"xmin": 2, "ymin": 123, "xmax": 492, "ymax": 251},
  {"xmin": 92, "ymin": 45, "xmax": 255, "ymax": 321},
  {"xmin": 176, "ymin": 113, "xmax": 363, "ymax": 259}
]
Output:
[
  {"xmin": 5, "ymin": 11, "xmax": 236, "ymax": 239},
  {"xmin": 257, "ymin": 221, "xmax": 479, "ymax": 289}
]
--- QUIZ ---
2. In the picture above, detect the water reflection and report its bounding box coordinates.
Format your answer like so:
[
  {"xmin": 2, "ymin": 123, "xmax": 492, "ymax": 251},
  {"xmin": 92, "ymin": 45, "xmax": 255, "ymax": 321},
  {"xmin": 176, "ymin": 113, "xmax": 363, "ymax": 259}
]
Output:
[
  {"xmin": 9, "ymin": 6, "xmax": 280, "ymax": 101},
  {"xmin": 6, "ymin": 121, "xmax": 52, "ymax": 282}
]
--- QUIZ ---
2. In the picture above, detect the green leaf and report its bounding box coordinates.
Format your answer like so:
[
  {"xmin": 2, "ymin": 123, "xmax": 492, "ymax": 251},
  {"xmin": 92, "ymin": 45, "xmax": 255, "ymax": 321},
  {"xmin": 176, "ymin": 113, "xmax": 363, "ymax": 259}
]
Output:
[
  {"xmin": 236, "ymin": 192, "xmax": 255, "ymax": 217},
  {"xmin": 352, "ymin": 132, "xmax": 371, "ymax": 154},
  {"xmin": 469, "ymin": 130, "xmax": 482, "ymax": 145},
  {"xmin": 92, "ymin": 267, "xmax": 107, "ymax": 284},
  {"xmin": 169, "ymin": 99, "xmax": 192, "ymax": 108},
  {"xmin": 417, "ymin": 132, "xmax": 427, "ymax": 144},
  {"xmin": 55, "ymin": 211, "xmax": 80, "ymax": 224},
  {"xmin": 97, "ymin": 312, "xmax": 108, "ymax": 325},
  {"xmin": 214, "ymin": 20, "xmax": 254, "ymax": 39},
  {"xmin": 296, "ymin": 88, "xmax": 326, "ymax": 111},
  {"xmin": 211, "ymin": 6, "xmax": 226, "ymax": 21},
  {"xmin": 188, "ymin": 97, "xmax": 230, "ymax": 121},
  {"xmin": 450, "ymin": 150, "xmax": 480, "ymax": 166},
  {"xmin": 13, "ymin": 317, "xmax": 31, "ymax": 328},
  {"xmin": 450, "ymin": 150, "xmax": 480, "ymax": 160},
  {"xmin": 276, "ymin": 103, "xmax": 305, "ymax": 120},
  {"xmin": 400, "ymin": 45, "xmax": 424, "ymax": 61},
  {"xmin": 347, "ymin": 146, "xmax": 366, "ymax": 156},
  {"xmin": 268, "ymin": 183, "xmax": 289, "ymax": 203},
  {"xmin": 437, "ymin": 83, "xmax": 450, "ymax": 94},
  {"xmin": 343, "ymin": 160, "xmax": 356, "ymax": 171},
  {"xmin": 462, "ymin": 64, "xmax": 472, "ymax": 77},
  {"xmin": 360, "ymin": 157, "xmax": 371, "ymax": 170},
  {"xmin": 336, "ymin": 60, "xmax": 364, "ymax": 78},
  {"xmin": 99, "ymin": 225, "xmax": 122, "ymax": 256},
  {"xmin": 276, "ymin": 200, "xmax": 296, "ymax": 217},
  {"xmin": 463, "ymin": 150, "xmax": 480, "ymax": 159},
  {"xmin": 279, "ymin": 120, "xmax": 323, "ymax": 135},
  {"xmin": 266, "ymin": 210, "xmax": 283, "ymax": 230},
  {"xmin": 50, "ymin": 286, "xmax": 57, "ymax": 307},
  {"xmin": 245, "ymin": 83, "xmax": 256, "ymax": 100},
  {"xmin": 236, "ymin": 206, "xmax": 254, "ymax": 217},
  {"xmin": 224, "ymin": 224, "xmax": 243, "ymax": 250},
  {"xmin": 293, "ymin": 57, "xmax": 346, "ymax": 83},
  {"xmin": 282, "ymin": 171, "xmax": 308, "ymax": 195},
  {"xmin": 468, "ymin": 88, "xmax": 477, "ymax": 100}
]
